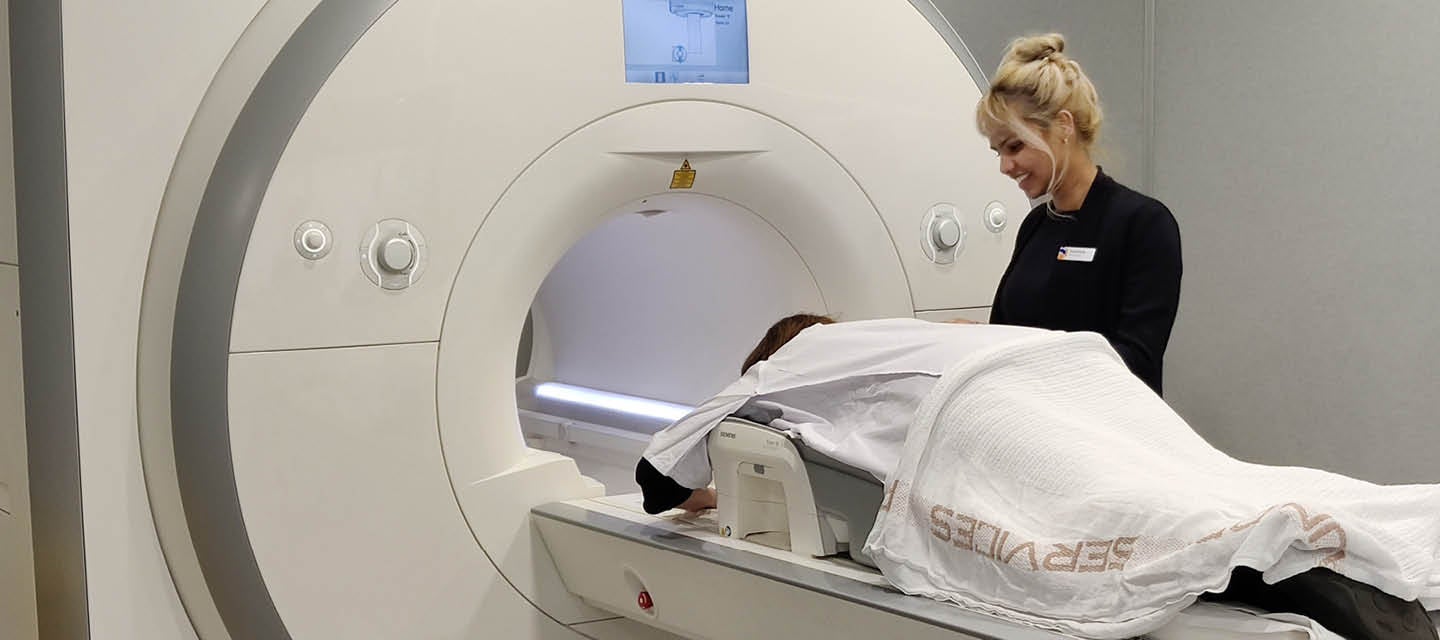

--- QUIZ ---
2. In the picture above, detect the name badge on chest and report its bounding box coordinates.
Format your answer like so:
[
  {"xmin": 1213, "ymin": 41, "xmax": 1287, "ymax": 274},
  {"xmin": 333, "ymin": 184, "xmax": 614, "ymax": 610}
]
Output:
[{"xmin": 1057, "ymin": 246, "xmax": 1097, "ymax": 262}]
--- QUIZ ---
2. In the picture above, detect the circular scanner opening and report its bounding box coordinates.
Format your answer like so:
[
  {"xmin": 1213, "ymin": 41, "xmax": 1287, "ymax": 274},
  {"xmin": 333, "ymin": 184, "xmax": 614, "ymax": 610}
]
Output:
[{"xmin": 513, "ymin": 193, "xmax": 825, "ymax": 493}]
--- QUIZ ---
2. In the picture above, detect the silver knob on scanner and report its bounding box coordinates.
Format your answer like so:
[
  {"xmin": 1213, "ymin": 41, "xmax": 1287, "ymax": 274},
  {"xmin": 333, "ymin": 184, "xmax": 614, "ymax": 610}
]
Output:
[
  {"xmin": 378, "ymin": 236, "xmax": 416, "ymax": 273},
  {"xmin": 360, "ymin": 219, "xmax": 428, "ymax": 290}
]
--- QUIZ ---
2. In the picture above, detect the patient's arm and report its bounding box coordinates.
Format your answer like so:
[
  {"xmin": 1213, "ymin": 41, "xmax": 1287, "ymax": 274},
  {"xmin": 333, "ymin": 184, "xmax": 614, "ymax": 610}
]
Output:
[{"xmin": 636, "ymin": 457, "xmax": 712, "ymax": 514}]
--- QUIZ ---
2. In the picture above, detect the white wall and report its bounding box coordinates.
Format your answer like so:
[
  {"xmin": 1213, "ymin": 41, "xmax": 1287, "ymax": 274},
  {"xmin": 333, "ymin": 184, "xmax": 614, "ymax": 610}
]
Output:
[
  {"xmin": 1154, "ymin": 1, "xmax": 1440, "ymax": 483},
  {"xmin": 932, "ymin": 0, "xmax": 1150, "ymax": 190}
]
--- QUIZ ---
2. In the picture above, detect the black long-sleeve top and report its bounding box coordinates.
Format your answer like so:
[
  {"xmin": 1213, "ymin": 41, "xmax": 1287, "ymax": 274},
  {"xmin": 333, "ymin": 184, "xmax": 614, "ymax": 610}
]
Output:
[
  {"xmin": 636, "ymin": 457, "xmax": 694, "ymax": 514},
  {"xmin": 990, "ymin": 169, "xmax": 1182, "ymax": 395}
]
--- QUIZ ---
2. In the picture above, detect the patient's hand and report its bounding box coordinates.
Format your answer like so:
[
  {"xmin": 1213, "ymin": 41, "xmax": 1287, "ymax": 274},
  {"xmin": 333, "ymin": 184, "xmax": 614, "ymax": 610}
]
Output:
[{"xmin": 678, "ymin": 488, "xmax": 717, "ymax": 514}]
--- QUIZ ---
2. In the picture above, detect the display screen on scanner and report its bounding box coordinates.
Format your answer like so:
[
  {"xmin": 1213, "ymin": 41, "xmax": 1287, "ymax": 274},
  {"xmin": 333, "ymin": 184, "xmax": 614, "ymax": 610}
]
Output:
[{"xmin": 623, "ymin": 1, "xmax": 749, "ymax": 84}]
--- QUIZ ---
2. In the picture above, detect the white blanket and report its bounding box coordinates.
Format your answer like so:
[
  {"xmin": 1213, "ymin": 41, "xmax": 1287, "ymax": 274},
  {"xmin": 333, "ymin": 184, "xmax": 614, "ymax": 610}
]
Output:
[
  {"xmin": 863, "ymin": 331, "xmax": 1440, "ymax": 639},
  {"xmin": 643, "ymin": 319, "xmax": 1044, "ymax": 488}
]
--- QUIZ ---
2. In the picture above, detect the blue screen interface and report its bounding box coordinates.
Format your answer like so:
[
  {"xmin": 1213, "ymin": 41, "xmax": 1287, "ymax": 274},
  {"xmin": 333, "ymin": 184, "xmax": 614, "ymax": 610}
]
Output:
[{"xmin": 623, "ymin": 1, "xmax": 749, "ymax": 84}]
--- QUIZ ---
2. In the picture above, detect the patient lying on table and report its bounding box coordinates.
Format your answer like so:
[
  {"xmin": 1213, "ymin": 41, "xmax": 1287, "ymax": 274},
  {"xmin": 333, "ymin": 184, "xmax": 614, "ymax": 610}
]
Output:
[
  {"xmin": 636, "ymin": 314, "xmax": 1041, "ymax": 512},
  {"xmin": 636, "ymin": 314, "xmax": 1440, "ymax": 640}
]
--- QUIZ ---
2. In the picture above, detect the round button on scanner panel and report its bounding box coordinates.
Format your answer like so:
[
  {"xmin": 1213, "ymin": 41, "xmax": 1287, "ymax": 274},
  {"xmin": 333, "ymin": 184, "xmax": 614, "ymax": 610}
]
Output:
[
  {"xmin": 379, "ymin": 237, "xmax": 416, "ymax": 273},
  {"xmin": 921, "ymin": 203, "xmax": 964, "ymax": 265},
  {"xmin": 984, "ymin": 200, "xmax": 1008, "ymax": 233},
  {"xmin": 360, "ymin": 219, "xmax": 428, "ymax": 290},
  {"xmin": 932, "ymin": 218, "xmax": 961, "ymax": 249},
  {"xmin": 293, "ymin": 220, "xmax": 333, "ymax": 260}
]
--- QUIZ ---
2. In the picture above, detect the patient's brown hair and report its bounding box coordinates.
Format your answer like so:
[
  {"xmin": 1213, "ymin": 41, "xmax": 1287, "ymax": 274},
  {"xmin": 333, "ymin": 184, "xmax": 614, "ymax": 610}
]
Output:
[{"xmin": 741, "ymin": 313, "xmax": 835, "ymax": 374}]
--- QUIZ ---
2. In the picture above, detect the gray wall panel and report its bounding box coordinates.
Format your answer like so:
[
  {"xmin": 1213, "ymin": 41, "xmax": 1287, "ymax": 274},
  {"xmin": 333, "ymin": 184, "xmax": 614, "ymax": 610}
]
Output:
[
  {"xmin": 932, "ymin": 0, "xmax": 1150, "ymax": 190},
  {"xmin": 1, "ymin": 0, "xmax": 14, "ymax": 266},
  {"xmin": 1154, "ymin": 1, "xmax": 1440, "ymax": 483},
  {"xmin": 0, "ymin": 15, "xmax": 32, "ymax": 639},
  {"xmin": 9, "ymin": 0, "xmax": 89, "ymax": 637},
  {"xmin": 1, "ymin": 263, "xmax": 37, "ymax": 640}
]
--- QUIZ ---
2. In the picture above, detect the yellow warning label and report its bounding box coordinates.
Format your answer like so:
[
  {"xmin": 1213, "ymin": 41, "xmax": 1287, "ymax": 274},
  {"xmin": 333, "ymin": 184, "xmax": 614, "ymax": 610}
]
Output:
[{"xmin": 670, "ymin": 159, "xmax": 696, "ymax": 189}]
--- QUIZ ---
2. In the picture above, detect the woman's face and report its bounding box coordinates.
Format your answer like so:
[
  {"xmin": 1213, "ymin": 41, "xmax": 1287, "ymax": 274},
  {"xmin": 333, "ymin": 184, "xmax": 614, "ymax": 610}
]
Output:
[{"xmin": 987, "ymin": 125, "xmax": 1057, "ymax": 199}]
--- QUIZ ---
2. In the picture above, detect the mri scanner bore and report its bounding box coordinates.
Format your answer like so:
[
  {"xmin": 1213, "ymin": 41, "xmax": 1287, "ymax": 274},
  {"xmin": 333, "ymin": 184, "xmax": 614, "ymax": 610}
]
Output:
[{"xmin": 515, "ymin": 193, "xmax": 826, "ymax": 492}]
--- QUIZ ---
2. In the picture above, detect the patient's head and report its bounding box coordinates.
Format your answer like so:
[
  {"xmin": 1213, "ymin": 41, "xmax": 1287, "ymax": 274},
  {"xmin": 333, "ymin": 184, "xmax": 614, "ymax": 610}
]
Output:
[{"xmin": 741, "ymin": 313, "xmax": 835, "ymax": 374}]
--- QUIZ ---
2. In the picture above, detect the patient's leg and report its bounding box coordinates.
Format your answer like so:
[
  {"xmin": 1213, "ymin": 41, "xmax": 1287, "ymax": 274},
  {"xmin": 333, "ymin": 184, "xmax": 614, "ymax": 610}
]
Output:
[{"xmin": 1203, "ymin": 567, "xmax": 1437, "ymax": 640}]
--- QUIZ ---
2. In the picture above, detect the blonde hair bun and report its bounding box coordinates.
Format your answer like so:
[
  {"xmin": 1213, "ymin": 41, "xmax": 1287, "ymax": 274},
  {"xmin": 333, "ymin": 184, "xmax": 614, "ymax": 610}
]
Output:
[
  {"xmin": 1005, "ymin": 33, "xmax": 1067, "ymax": 66},
  {"xmin": 976, "ymin": 32, "xmax": 1102, "ymax": 150}
]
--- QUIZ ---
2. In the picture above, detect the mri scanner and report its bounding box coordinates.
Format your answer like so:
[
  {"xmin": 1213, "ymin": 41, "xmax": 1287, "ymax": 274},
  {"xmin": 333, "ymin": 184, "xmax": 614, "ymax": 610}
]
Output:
[
  {"xmin": 18, "ymin": 0, "xmax": 1427, "ymax": 637},
  {"xmin": 114, "ymin": 1, "xmax": 1050, "ymax": 638}
]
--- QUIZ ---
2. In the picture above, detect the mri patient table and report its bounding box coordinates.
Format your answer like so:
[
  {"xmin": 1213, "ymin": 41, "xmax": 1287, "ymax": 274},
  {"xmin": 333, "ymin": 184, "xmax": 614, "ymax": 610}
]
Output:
[
  {"xmin": 534, "ymin": 418, "xmax": 1067, "ymax": 639},
  {"xmin": 533, "ymin": 418, "xmax": 1394, "ymax": 639}
]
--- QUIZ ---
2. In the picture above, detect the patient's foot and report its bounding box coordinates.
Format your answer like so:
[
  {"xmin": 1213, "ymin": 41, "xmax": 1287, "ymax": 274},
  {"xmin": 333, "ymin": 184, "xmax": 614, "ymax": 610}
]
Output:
[{"xmin": 1205, "ymin": 567, "xmax": 1437, "ymax": 640}]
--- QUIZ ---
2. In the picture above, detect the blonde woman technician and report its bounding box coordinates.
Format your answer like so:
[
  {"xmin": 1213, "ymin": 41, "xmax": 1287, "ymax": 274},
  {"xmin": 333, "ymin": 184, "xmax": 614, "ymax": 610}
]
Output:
[{"xmin": 980, "ymin": 33, "xmax": 1182, "ymax": 395}]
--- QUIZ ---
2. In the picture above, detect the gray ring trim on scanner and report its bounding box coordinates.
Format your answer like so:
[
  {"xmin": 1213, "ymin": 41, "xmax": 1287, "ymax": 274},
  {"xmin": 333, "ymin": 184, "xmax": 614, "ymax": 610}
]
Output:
[
  {"xmin": 908, "ymin": 0, "xmax": 991, "ymax": 88},
  {"xmin": 531, "ymin": 503, "xmax": 1068, "ymax": 640},
  {"xmin": 9, "ymin": 0, "xmax": 92, "ymax": 637},
  {"xmin": 170, "ymin": 0, "xmax": 398, "ymax": 637}
]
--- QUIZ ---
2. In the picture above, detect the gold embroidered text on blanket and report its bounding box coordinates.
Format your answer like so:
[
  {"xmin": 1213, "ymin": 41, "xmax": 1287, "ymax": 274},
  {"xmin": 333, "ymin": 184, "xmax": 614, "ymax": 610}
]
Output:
[{"xmin": 884, "ymin": 482, "xmax": 1348, "ymax": 574}]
